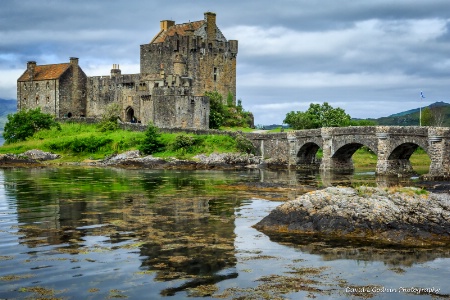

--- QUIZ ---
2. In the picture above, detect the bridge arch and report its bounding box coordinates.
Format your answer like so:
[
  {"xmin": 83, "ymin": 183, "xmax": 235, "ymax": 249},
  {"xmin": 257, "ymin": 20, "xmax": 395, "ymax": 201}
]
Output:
[
  {"xmin": 296, "ymin": 142, "xmax": 321, "ymax": 166},
  {"xmin": 329, "ymin": 142, "xmax": 377, "ymax": 171},
  {"xmin": 381, "ymin": 141, "xmax": 431, "ymax": 176}
]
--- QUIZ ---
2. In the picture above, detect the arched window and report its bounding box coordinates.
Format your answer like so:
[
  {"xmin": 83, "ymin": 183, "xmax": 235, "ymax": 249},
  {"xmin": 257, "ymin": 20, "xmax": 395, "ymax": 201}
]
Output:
[{"xmin": 35, "ymin": 96, "xmax": 39, "ymax": 105}]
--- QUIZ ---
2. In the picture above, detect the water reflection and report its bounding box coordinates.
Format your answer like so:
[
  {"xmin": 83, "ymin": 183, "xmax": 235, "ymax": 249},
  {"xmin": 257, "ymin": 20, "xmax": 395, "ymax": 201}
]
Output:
[
  {"xmin": 261, "ymin": 232, "xmax": 450, "ymax": 267},
  {"xmin": 0, "ymin": 167, "xmax": 449, "ymax": 299}
]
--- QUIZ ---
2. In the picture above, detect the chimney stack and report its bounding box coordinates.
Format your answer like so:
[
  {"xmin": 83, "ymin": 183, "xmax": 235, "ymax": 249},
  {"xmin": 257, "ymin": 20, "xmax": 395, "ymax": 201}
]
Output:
[
  {"xmin": 204, "ymin": 12, "xmax": 216, "ymax": 41},
  {"xmin": 27, "ymin": 61, "xmax": 36, "ymax": 80},
  {"xmin": 111, "ymin": 64, "xmax": 121, "ymax": 77},
  {"xmin": 70, "ymin": 57, "xmax": 79, "ymax": 66},
  {"xmin": 160, "ymin": 20, "xmax": 175, "ymax": 31}
]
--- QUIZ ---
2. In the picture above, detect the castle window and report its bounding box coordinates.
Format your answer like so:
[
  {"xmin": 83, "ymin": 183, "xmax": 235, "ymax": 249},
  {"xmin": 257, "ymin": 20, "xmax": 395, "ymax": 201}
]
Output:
[
  {"xmin": 35, "ymin": 96, "xmax": 39, "ymax": 105},
  {"xmin": 23, "ymin": 97, "xmax": 27, "ymax": 103},
  {"xmin": 46, "ymin": 96, "xmax": 50, "ymax": 104},
  {"xmin": 24, "ymin": 83, "xmax": 27, "ymax": 90},
  {"xmin": 139, "ymin": 83, "xmax": 147, "ymax": 91},
  {"xmin": 35, "ymin": 83, "xmax": 39, "ymax": 90},
  {"xmin": 213, "ymin": 67, "xmax": 218, "ymax": 82},
  {"xmin": 154, "ymin": 83, "xmax": 159, "ymax": 88},
  {"xmin": 46, "ymin": 82, "xmax": 50, "ymax": 89}
]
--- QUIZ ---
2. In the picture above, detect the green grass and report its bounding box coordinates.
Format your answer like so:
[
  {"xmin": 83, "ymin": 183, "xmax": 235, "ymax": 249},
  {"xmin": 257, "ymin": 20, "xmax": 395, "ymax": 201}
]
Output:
[
  {"xmin": 219, "ymin": 126, "xmax": 255, "ymax": 133},
  {"xmin": 0, "ymin": 123, "xmax": 433, "ymax": 170},
  {"xmin": 352, "ymin": 147, "xmax": 431, "ymax": 170},
  {"xmin": 0, "ymin": 123, "xmax": 241, "ymax": 162}
]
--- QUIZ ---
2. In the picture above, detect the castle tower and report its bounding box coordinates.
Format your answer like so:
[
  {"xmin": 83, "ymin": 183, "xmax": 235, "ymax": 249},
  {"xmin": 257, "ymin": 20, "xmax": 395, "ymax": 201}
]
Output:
[{"xmin": 140, "ymin": 12, "xmax": 238, "ymax": 104}]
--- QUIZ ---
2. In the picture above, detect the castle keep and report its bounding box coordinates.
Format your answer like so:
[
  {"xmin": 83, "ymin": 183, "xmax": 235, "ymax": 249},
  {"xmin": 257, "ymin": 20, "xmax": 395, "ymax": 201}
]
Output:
[{"xmin": 17, "ymin": 12, "xmax": 238, "ymax": 129}]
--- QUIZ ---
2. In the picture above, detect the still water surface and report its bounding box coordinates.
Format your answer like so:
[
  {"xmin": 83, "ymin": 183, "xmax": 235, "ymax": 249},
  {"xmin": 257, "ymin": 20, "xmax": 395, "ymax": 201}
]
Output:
[{"xmin": 0, "ymin": 168, "xmax": 449, "ymax": 299}]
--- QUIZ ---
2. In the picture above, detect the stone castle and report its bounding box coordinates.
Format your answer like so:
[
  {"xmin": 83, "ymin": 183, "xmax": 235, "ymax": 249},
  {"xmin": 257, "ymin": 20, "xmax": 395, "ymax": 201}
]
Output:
[{"xmin": 16, "ymin": 12, "xmax": 238, "ymax": 129}]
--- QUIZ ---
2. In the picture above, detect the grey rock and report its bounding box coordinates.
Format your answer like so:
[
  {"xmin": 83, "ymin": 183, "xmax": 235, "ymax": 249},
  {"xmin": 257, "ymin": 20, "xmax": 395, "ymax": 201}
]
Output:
[
  {"xmin": 255, "ymin": 186, "xmax": 450, "ymax": 245},
  {"xmin": 22, "ymin": 149, "xmax": 60, "ymax": 161}
]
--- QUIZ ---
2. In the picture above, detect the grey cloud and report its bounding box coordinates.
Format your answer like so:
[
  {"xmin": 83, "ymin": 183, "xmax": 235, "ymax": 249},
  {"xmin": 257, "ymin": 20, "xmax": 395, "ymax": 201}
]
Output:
[{"xmin": 1, "ymin": 0, "xmax": 450, "ymax": 124}]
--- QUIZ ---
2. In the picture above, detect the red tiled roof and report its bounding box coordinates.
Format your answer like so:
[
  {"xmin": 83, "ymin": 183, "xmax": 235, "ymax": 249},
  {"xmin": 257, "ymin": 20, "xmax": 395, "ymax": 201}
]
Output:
[
  {"xmin": 151, "ymin": 20, "xmax": 204, "ymax": 43},
  {"xmin": 17, "ymin": 63, "xmax": 71, "ymax": 82}
]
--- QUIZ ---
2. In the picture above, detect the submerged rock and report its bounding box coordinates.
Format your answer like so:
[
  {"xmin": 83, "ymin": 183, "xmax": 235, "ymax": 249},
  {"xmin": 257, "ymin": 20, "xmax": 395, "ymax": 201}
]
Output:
[{"xmin": 254, "ymin": 186, "xmax": 450, "ymax": 246}]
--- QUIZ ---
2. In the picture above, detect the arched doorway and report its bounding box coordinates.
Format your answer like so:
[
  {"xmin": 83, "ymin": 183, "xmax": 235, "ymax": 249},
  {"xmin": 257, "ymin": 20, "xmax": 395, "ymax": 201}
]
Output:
[{"xmin": 125, "ymin": 107, "xmax": 135, "ymax": 123}]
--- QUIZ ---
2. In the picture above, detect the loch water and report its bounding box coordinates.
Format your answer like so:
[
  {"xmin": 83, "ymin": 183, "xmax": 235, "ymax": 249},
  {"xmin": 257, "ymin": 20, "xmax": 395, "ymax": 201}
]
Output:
[{"xmin": 0, "ymin": 167, "xmax": 449, "ymax": 299}]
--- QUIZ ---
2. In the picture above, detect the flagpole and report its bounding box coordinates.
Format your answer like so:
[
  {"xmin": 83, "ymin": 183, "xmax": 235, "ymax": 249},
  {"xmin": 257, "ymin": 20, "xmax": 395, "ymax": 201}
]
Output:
[
  {"xmin": 420, "ymin": 105, "xmax": 421, "ymax": 126},
  {"xmin": 419, "ymin": 91, "xmax": 425, "ymax": 126}
]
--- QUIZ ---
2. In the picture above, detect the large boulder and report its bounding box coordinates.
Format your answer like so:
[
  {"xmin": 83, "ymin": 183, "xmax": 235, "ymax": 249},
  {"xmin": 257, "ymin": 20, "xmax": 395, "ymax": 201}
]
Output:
[
  {"xmin": 254, "ymin": 186, "xmax": 450, "ymax": 246},
  {"xmin": 23, "ymin": 149, "xmax": 60, "ymax": 161}
]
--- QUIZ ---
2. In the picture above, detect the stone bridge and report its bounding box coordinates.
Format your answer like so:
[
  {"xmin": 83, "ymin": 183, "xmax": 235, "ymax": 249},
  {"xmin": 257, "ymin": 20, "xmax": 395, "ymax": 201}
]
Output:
[{"xmin": 247, "ymin": 126, "xmax": 450, "ymax": 179}]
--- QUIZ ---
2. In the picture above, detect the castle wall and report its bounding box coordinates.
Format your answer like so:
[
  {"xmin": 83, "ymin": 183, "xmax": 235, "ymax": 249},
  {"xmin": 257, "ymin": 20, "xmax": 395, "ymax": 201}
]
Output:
[
  {"xmin": 17, "ymin": 79, "xmax": 59, "ymax": 116},
  {"xmin": 86, "ymin": 73, "xmax": 142, "ymax": 120},
  {"xmin": 58, "ymin": 65, "xmax": 87, "ymax": 118},
  {"xmin": 152, "ymin": 87, "xmax": 209, "ymax": 129}
]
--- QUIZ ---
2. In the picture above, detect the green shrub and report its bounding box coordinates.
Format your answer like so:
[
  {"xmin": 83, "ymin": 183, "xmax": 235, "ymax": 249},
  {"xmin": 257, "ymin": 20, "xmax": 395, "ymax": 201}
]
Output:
[
  {"xmin": 172, "ymin": 134, "xmax": 196, "ymax": 151},
  {"xmin": 4, "ymin": 108, "xmax": 61, "ymax": 143},
  {"xmin": 98, "ymin": 103, "xmax": 120, "ymax": 132},
  {"xmin": 47, "ymin": 135, "xmax": 113, "ymax": 153},
  {"xmin": 235, "ymin": 134, "xmax": 255, "ymax": 154},
  {"xmin": 138, "ymin": 123, "xmax": 165, "ymax": 155}
]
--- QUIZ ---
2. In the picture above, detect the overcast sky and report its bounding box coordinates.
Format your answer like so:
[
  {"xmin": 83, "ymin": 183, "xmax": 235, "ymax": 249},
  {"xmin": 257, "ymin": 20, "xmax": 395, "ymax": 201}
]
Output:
[{"xmin": 1, "ymin": 0, "xmax": 450, "ymax": 125}]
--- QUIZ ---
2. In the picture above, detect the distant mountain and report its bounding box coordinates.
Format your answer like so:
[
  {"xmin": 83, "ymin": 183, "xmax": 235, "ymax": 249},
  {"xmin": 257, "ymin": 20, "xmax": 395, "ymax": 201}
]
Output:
[
  {"xmin": 0, "ymin": 99, "xmax": 17, "ymax": 145},
  {"xmin": 368, "ymin": 102, "xmax": 450, "ymax": 126},
  {"xmin": 388, "ymin": 101, "xmax": 450, "ymax": 117},
  {"xmin": 0, "ymin": 99, "xmax": 16, "ymax": 117}
]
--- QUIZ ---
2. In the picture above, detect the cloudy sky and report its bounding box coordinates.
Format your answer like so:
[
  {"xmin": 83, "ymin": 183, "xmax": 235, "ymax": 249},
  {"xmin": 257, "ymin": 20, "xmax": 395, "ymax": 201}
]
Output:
[{"xmin": 1, "ymin": 0, "xmax": 450, "ymax": 125}]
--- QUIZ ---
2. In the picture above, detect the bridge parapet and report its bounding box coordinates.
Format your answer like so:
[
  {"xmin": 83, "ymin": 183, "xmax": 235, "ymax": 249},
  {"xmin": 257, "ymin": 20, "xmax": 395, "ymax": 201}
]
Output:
[{"xmin": 246, "ymin": 126, "xmax": 450, "ymax": 179}]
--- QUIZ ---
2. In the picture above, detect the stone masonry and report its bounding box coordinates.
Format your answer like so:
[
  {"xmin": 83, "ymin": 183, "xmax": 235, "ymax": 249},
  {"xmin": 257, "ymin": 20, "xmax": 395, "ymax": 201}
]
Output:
[
  {"xmin": 17, "ymin": 12, "xmax": 237, "ymax": 130},
  {"xmin": 247, "ymin": 126, "xmax": 450, "ymax": 179}
]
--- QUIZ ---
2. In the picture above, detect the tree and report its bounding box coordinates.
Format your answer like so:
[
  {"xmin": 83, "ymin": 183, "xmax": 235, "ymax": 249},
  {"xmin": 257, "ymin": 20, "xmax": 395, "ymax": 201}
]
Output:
[
  {"xmin": 430, "ymin": 106, "xmax": 446, "ymax": 127},
  {"xmin": 3, "ymin": 108, "xmax": 60, "ymax": 144},
  {"xmin": 283, "ymin": 102, "xmax": 351, "ymax": 129},
  {"xmin": 98, "ymin": 103, "xmax": 121, "ymax": 132},
  {"xmin": 421, "ymin": 107, "xmax": 433, "ymax": 126},
  {"xmin": 138, "ymin": 123, "xmax": 165, "ymax": 155},
  {"xmin": 283, "ymin": 111, "xmax": 314, "ymax": 130},
  {"xmin": 205, "ymin": 91, "xmax": 226, "ymax": 129},
  {"xmin": 205, "ymin": 91, "xmax": 254, "ymax": 129}
]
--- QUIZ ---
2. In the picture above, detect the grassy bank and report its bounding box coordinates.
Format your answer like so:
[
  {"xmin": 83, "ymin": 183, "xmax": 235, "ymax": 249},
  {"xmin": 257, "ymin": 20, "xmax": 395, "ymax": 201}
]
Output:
[
  {"xmin": 0, "ymin": 123, "xmax": 240, "ymax": 162},
  {"xmin": 0, "ymin": 123, "xmax": 432, "ymax": 170}
]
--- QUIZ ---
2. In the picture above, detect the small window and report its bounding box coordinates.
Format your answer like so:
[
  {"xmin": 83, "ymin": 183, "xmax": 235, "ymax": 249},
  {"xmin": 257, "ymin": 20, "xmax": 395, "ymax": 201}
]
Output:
[
  {"xmin": 213, "ymin": 67, "xmax": 218, "ymax": 81},
  {"xmin": 35, "ymin": 96, "xmax": 39, "ymax": 104},
  {"xmin": 24, "ymin": 84, "xmax": 27, "ymax": 90},
  {"xmin": 46, "ymin": 82, "xmax": 50, "ymax": 89},
  {"xmin": 154, "ymin": 82, "xmax": 159, "ymax": 88},
  {"xmin": 35, "ymin": 83, "xmax": 39, "ymax": 90},
  {"xmin": 46, "ymin": 96, "xmax": 50, "ymax": 104}
]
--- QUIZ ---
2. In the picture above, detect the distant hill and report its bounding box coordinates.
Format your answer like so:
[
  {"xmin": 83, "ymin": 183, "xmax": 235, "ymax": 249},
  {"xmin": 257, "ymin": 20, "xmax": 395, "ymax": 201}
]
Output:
[
  {"xmin": 0, "ymin": 99, "xmax": 17, "ymax": 145},
  {"xmin": 369, "ymin": 102, "xmax": 450, "ymax": 126}
]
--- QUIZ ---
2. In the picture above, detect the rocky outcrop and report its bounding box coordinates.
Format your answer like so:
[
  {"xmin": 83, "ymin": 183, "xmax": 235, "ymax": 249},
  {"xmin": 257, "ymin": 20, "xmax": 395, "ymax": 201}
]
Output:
[
  {"xmin": 100, "ymin": 151, "xmax": 261, "ymax": 169},
  {"xmin": 255, "ymin": 186, "xmax": 450, "ymax": 246},
  {"xmin": 23, "ymin": 149, "xmax": 60, "ymax": 161},
  {"xmin": 193, "ymin": 153, "xmax": 261, "ymax": 168},
  {"xmin": 0, "ymin": 150, "xmax": 59, "ymax": 167}
]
